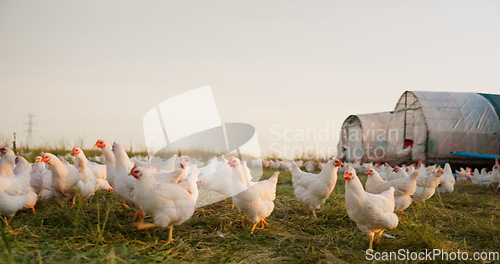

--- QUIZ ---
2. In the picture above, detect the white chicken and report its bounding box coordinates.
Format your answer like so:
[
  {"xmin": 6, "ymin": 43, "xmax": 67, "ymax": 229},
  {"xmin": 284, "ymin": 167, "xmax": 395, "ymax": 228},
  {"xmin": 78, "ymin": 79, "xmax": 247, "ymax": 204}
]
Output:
[
  {"xmin": 471, "ymin": 168, "xmax": 491, "ymax": 188},
  {"xmin": 129, "ymin": 166, "xmax": 195, "ymax": 244},
  {"xmin": 149, "ymin": 154, "xmax": 178, "ymax": 173},
  {"xmin": 196, "ymin": 157, "xmax": 248, "ymax": 197},
  {"xmin": 112, "ymin": 142, "xmax": 142, "ymax": 219},
  {"xmin": 94, "ymin": 178, "xmax": 114, "ymax": 194},
  {"xmin": 437, "ymin": 163, "xmax": 455, "ymax": 193},
  {"xmin": 304, "ymin": 160, "xmax": 317, "ymax": 172},
  {"xmin": 490, "ymin": 160, "xmax": 500, "ymax": 190},
  {"xmin": 294, "ymin": 160, "xmax": 304, "ymax": 168},
  {"xmin": 0, "ymin": 146, "xmax": 16, "ymax": 177},
  {"xmin": 30, "ymin": 156, "xmax": 46, "ymax": 194},
  {"xmin": 291, "ymin": 158, "xmax": 342, "ymax": 218},
  {"xmin": 151, "ymin": 164, "xmax": 188, "ymax": 185},
  {"xmin": 455, "ymin": 167, "xmax": 472, "ymax": 184},
  {"xmin": 396, "ymin": 146, "xmax": 412, "ymax": 158},
  {"xmin": 261, "ymin": 159, "xmax": 270, "ymax": 168},
  {"xmin": 412, "ymin": 168, "xmax": 444, "ymax": 202},
  {"xmin": 230, "ymin": 157, "xmax": 280, "ymax": 233},
  {"xmin": 365, "ymin": 169, "xmax": 392, "ymax": 194},
  {"xmin": 95, "ymin": 139, "xmax": 116, "ymax": 187},
  {"xmin": 41, "ymin": 152, "xmax": 80, "ymax": 205},
  {"xmin": 199, "ymin": 156, "xmax": 219, "ymax": 176},
  {"xmin": 36, "ymin": 157, "xmax": 55, "ymax": 202},
  {"xmin": 73, "ymin": 147, "xmax": 106, "ymax": 181},
  {"xmin": 280, "ymin": 161, "xmax": 292, "ymax": 172},
  {"xmin": 387, "ymin": 166, "xmax": 407, "ymax": 181},
  {"xmin": 365, "ymin": 168, "xmax": 419, "ymax": 214},
  {"xmin": 0, "ymin": 159, "xmax": 32, "ymax": 225},
  {"xmin": 72, "ymin": 147, "xmax": 113, "ymax": 194},
  {"xmin": 177, "ymin": 165, "xmax": 200, "ymax": 203},
  {"xmin": 72, "ymin": 147, "xmax": 98, "ymax": 200},
  {"xmin": 376, "ymin": 163, "xmax": 391, "ymax": 180},
  {"xmin": 344, "ymin": 167, "xmax": 399, "ymax": 250},
  {"xmin": 14, "ymin": 156, "xmax": 38, "ymax": 213},
  {"xmin": 270, "ymin": 160, "xmax": 281, "ymax": 170}
]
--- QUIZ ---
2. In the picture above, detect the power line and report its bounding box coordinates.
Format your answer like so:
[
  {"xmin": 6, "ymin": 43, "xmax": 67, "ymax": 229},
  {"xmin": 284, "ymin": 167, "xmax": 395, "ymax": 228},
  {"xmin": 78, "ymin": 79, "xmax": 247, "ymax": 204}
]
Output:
[{"xmin": 25, "ymin": 113, "xmax": 36, "ymax": 148}]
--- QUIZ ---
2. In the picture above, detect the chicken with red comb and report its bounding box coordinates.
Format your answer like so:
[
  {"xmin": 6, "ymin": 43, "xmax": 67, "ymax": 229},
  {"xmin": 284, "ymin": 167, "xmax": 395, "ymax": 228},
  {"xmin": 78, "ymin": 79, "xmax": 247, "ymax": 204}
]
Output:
[
  {"xmin": 344, "ymin": 167, "xmax": 398, "ymax": 250},
  {"xmin": 129, "ymin": 165, "xmax": 195, "ymax": 244},
  {"xmin": 0, "ymin": 154, "xmax": 32, "ymax": 225},
  {"xmin": 72, "ymin": 147, "xmax": 98, "ymax": 201},
  {"xmin": 94, "ymin": 139, "xmax": 116, "ymax": 188},
  {"xmin": 0, "ymin": 146, "xmax": 16, "ymax": 177},
  {"xmin": 41, "ymin": 152, "xmax": 80, "ymax": 206},
  {"xmin": 291, "ymin": 158, "xmax": 342, "ymax": 218}
]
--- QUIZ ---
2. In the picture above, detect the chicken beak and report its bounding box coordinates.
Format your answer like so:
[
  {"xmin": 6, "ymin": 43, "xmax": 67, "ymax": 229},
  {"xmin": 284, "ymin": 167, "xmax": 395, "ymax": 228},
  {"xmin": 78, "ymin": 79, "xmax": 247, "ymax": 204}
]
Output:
[
  {"xmin": 94, "ymin": 143, "xmax": 98, "ymax": 148},
  {"xmin": 344, "ymin": 172, "xmax": 351, "ymax": 181}
]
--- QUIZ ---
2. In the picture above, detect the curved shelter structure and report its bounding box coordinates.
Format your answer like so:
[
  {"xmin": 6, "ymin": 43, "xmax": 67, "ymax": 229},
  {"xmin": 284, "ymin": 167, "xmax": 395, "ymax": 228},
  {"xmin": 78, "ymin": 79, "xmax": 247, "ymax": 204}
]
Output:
[
  {"xmin": 338, "ymin": 112, "xmax": 391, "ymax": 162},
  {"xmin": 385, "ymin": 91, "xmax": 500, "ymax": 163}
]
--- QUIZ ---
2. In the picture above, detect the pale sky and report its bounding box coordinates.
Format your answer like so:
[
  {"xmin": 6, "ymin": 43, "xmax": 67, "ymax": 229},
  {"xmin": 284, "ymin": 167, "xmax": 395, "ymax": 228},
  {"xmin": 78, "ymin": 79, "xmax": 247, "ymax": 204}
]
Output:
[{"xmin": 0, "ymin": 1, "xmax": 499, "ymax": 158}]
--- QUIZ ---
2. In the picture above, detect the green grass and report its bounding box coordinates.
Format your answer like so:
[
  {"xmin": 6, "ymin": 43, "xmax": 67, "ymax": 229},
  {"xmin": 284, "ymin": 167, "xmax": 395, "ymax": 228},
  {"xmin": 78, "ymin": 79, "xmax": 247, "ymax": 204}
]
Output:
[{"xmin": 1, "ymin": 169, "xmax": 499, "ymax": 263}]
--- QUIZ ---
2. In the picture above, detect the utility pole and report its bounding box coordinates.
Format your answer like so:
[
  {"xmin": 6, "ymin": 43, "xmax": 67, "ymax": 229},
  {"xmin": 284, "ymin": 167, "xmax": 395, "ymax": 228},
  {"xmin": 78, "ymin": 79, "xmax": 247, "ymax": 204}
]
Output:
[
  {"xmin": 25, "ymin": 113, "xmax": 36, "ymax": 149},
  {"xmin": 13, "ymin": 133, "xmax": 17, "ymax": 154}
]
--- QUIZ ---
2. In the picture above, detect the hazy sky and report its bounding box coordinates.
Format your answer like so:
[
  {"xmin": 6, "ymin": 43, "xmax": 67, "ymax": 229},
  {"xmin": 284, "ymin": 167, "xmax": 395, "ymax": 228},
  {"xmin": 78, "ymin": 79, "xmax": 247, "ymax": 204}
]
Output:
[{"xmin": 1, "ymin": 1, "xmax": 499, "ymax": 157}]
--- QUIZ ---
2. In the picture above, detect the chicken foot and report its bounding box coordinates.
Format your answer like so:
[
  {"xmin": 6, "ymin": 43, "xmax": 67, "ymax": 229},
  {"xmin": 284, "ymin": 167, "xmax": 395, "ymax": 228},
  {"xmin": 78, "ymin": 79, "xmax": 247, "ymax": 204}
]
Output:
[
  {"xmin": 259, "ymin": 219, "xmax": 269, "ymax": 229},
  {"xmin": 160, "ymin": 226, "xmax": 175, "ymax": 244},
  {"xmin": 133, "ymin": 210, "xmax": 145, "ymax": 223}
]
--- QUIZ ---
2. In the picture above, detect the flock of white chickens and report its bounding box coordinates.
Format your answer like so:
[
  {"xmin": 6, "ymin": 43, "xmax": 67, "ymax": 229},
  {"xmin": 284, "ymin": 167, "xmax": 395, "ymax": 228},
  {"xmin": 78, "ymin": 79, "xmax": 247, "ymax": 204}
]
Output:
[{"xmin": 1, "ymin": 142, "xmax": 499, "ymax": 250}]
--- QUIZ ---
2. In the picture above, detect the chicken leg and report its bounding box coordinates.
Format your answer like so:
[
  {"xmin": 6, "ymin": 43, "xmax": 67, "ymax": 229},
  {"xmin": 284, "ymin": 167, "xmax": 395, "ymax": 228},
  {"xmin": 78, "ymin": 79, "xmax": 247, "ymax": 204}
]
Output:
[
  {"xmin": 312, "ymin": 210, "xmax": 317, "ymax": 219},
  {"xmin": 71, "ymin": 196, "xmax": 76, "ymax": 208},
  {"xmin": 368, "ymin": 232, "xmax": 375, "ymax": 250},
  {"xmin": 4, "ymin": 218, "xmax": 12, "ymax": 228},
  {"xmin": 162, "ymin": 226, "xmax": 175, "ymax": 244},
  {"xmin": 250, "ymin": 222, "xmax": 258, "ymax": 234},
  {"xmin": 375, "ymin": 230, "xmax": 385, "ymax": 244}
]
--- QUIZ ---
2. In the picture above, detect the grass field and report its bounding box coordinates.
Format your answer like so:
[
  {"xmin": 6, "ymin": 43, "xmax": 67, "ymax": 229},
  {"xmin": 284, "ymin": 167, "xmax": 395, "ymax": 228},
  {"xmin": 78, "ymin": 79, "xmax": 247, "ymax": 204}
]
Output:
[{"xmin": 1, "ymin": 168, "xmax": 499, "ymax": 263}]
